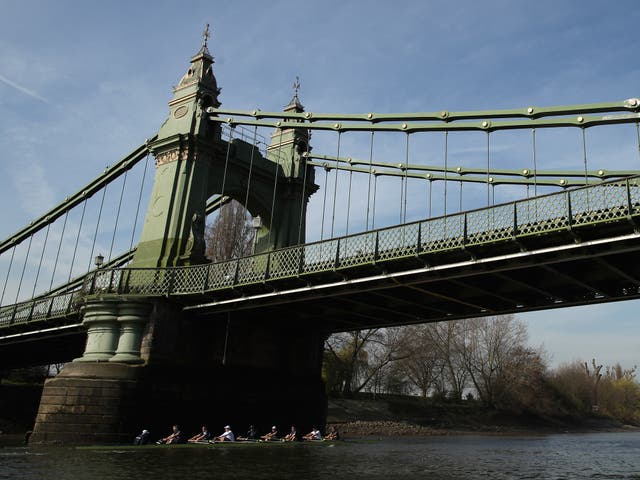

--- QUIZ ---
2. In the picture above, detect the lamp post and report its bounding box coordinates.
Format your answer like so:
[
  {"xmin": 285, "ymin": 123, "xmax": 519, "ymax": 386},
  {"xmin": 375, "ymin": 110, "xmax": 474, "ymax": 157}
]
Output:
[
  {"xmin": 252, "ymin": 216, "xmax": 261, "ymax": 254},
  {"xmin": 94, "ymin": 253, "xmax": 104, "ymax": 268}
]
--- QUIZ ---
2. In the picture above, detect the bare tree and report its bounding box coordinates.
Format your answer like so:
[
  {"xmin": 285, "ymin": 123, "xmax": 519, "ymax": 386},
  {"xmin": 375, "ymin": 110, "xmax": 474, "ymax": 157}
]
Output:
[
  {"xmin": 397, "ymin": 324, "xmax": 443, "ymax": 397},
  {"xmin": 205, "ymin": 200, "xmax": 255, "ymax": 261},
  {"xmin": 456, "ymin": 315, "xmax": 530, "ymax": 407},
  {"xmin": 428, "ymin": 321, "xmax": 468, "ymax": 400},
  {"xmin": 324, "ymin": 328, "xmax": 411, "ymax": 395}
]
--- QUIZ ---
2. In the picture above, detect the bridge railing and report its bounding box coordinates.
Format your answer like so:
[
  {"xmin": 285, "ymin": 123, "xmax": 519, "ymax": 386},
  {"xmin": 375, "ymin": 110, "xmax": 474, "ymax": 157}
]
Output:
[
  {"xmin": 2, "ymin": 175, "xmax": 640, "ymax": 330},
  {"xmin": 81, "ymin": 175, "xmax": 640, "ymax": 295}
]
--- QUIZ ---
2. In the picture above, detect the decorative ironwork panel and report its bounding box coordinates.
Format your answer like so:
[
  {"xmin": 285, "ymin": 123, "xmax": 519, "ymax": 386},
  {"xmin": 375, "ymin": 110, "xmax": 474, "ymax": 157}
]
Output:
[
  {"xmin": 629, "ymin": 179, "xmax": 640, "ymax": 215},
  {"xmin": 516, "ymin": 193, "xmax": 569, "ymax": 235},
  {"xmin": 170, "ymin": 265, "xmax": 208, "ymax": 294},
  {"xmin": 207, "ymin": 261, "xmax": 237, "ymax": 290},
  {"xmin": 269, "ymin": 247, "xmax": 302, "ymax": 280},
  {"xmin": 48, "ymin": 292, "xmax": 75, "ymax": 318},
  {"xmin": 570, "ymin": 183, "xmax": 628, "ymax": 226},
  {"xmin": 90, "ymin": 269, "xmax": 121, "ymax": 293},
  {"xmin": 236, "ymin": 255, "xmax": 268, "ymax": 284},
  {"xmin": 377, "ymin": 224, "xmax": 419, "ymax": 261},
  {"xmin": 301, "ymin": 240, "xmax": 339, "ymax": 274},
  {"xmin": 466, "ymin": 204, "xmax": 514, "ymax": 246},
  {"xmin": 421, "ymin": 214, "xmax": 464, "ymax": 253},
  {"xmin": 121, "ymin": 269, "xmax": 169, "ymax": 295},
  {"xmin": 0, "ymin": 305, "xmax": 14, "ymax": 327},
  {"xmin": 30, "ymin": 297, "xmax": 55, "ymax": 321},
  {"xmin": 337, "ymin": 233, "xmax": 377, "ymax": 268}
]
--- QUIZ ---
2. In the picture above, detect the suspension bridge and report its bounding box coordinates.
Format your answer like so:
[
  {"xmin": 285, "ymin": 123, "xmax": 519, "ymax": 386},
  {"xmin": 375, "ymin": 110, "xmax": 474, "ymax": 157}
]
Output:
[{"xmin": 2, "ymin": 28, "xmax": 640, "ymax": 443}]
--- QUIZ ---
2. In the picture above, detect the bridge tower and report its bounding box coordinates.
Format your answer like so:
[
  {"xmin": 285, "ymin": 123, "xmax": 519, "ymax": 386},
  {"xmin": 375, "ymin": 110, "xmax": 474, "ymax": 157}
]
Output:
[{"xmin": 30, "ymin": 28, "xmax": 325, "ymax": 444}]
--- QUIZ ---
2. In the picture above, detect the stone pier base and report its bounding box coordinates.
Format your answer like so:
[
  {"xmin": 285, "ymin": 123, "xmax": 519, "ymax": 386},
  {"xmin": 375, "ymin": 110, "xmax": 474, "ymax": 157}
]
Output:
[
  {"xmin": 30, "ymin": 299, "xmax": 327, "ymax": 444},
  {"xmin": 29, "ymin": 362, "xmax": 141, "ymax": 444}
]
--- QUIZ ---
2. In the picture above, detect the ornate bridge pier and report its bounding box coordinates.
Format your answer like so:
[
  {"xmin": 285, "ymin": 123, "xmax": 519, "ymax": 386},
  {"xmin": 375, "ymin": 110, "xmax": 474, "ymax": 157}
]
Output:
[{"xmin": 31, "ymin": 31, "xmax": 324, "ymax": 444}]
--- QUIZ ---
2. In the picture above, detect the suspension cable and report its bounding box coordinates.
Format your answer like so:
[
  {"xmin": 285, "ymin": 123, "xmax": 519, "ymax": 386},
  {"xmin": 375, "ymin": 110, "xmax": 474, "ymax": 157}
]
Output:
[
  {"xmin": 239, "ymin": 125, "xmax": 258, "ymax": 254},
  {"xmin": 444, "ymin": 131, "xmax": 448, "ymax": 215},
  {"xmin": 14, "ymin": 234, "xmax": 33, "ymax": 304},
  {"xmin": 268, "ymin": 128, "xmax": 284, "ymax": 247},
  {"xmin": 532, "ymin": 129, "xmax": 538, "ymax": 197},
  {"xmin": 243, "ymin": 126, "xmax": 259, "ymax": 210},
  {"xmin": 427, "ymin": 179, "xmax": 433, "ymax": 218},
  {"xmin": 31, "ymin": 223, "xmax": 50, "ymax": 298},
  {"xmin": 88, "ymin": 186, "xmax": 107, "ymax": 272},
  {"xmin": 372, "ymin": 173, "xmax": 379, "ymax": 229},
  {"xmin": 345, "ymin": 150, "xmax": 354, "ymax": 235},
  {"xmin": 68, "ymin": 199, "xmax": 88, "ymax": 281},
  {"xmin": 402, "ymin": 133, "xmax": 409, "ymax": 223},
  {"xmin": 297, "ymin": 129, "xmax": 311, "ymax": 245},
  {"xmin": 581, "ymin": 128, "xmax": 588, "ymax": 185},
  {"xmin": 108, "ymin": 170, "xmax": 128, "ymax": 262},
  {"xmin": 220, "ymin": 126, "xmax": 235, "ymax": 200},
  {"xmin": 320, "ymin": 165, "xmax": 329, "ymax": 241},
  {"xmin": 366, "ymin": 131, "xmax": 375, "ymax": 231},
  {"xmin": 218, "ymin": 126, "xmax": 236, "ymax": 254},
  {"xmin": 486, "ymin": 131, "xmax": 491, "ymax": 205},
  {"xmin": 1, "ymin": 246, "xmax": 16, "ymax": 306},
  {"xmin": 330, "ymin": 131, "xmax": 342, "ymax": 238},
  {"xmin": 50, "ymin": 211, "xmax": 69, "ymax": 290},
  {"xmin": 130, "ymin": 152, "xmax": 150, "ymax": 251}
]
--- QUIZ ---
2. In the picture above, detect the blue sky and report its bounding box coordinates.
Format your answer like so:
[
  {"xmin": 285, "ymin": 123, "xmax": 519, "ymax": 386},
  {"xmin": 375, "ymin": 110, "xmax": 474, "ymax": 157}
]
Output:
[{"xmin": 1, "ymin": 0, "xmax": 640, "ymax": 369}]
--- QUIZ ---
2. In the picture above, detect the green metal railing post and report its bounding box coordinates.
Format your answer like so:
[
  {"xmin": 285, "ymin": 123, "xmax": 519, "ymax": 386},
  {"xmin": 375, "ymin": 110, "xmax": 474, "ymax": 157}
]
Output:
[
  {"xmin": 374, "ymin": 231, "xmax": 380, "ymax": 262},
  {"xmin": 625, "ymin": 178, "xmax": 639, "ymax": 230},
  {"xmin": 463, "ymin": 213, "xmax": 468, "ymax": 246},
  {"xmin": 46, "ymin": 296, "xmax": 54, "ymax": 319},
  {"xmin": 264, "ymin": 253, "xmax": 272, "ymax": 282},
  {"xmin": 566, "ymin": 190, "xmax": 573, "ymax": 231}
]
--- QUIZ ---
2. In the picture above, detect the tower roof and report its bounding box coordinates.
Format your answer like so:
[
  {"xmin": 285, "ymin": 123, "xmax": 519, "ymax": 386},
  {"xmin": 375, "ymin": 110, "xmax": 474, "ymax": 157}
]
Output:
[
  {"xmin": 175, "ymin": 24, "xmax": 220, "ymax": 106},
  {"xmin": 284, "ymin": 76, "xmax": 304, "ymax": 113}
]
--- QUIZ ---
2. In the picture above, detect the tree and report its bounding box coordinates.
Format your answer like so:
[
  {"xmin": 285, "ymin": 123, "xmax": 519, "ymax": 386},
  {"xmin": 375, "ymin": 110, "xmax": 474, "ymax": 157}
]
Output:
[
  {"xmin": 455, "ymin": 315, "xmax": 532, "ymax": 407},
  {"xmin": 396, "ymin": 324, "xmax": 443, "ymax": 397},
  {"xmin": 583, "ymin": 358, "xmax": 603, "ymax": 411},
  {"xmin": 551, "ymin": 361, "xmax": 593, "ymax": 414},
  {"xmin": 205, "ymin": 200, "xmax": 255, "ymax": 261},
  {"xmin": 428, "ymin": 321, "xmax": 468, "ymax": 400},
  {"xmin": 324, "ymin": 328, "xmax": 411, "ymax": 396}
]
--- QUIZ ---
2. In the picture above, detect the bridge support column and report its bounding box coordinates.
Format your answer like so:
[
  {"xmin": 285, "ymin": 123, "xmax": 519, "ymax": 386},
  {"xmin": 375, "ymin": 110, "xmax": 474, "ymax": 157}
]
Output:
[
  {"xmin": 110, "ymin": 300, "xmax": 152, "ymax": 364},
  {"xmin": 74, "ymin": 299, "xmax": 120, "ymax": 362}
]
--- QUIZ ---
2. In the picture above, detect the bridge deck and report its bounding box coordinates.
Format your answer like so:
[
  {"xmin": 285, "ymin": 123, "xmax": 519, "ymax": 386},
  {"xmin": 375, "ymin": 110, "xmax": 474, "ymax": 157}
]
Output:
[{"xmin": 2, "ymin": 177, "xmax": 640, "ymax": 341}]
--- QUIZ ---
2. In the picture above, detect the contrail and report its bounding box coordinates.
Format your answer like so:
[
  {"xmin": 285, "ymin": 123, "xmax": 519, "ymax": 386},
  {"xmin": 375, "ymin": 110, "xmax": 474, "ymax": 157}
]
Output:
[{"xmin": 0, "ymin": 73, "xmax": 49, "ymax": 104}]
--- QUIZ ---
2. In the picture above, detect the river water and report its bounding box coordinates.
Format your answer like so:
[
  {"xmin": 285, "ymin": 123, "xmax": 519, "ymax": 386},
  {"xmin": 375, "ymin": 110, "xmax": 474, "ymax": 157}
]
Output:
[{"xmin": 1, "ymin": 432, "xmax": 639, "ymax": 479}]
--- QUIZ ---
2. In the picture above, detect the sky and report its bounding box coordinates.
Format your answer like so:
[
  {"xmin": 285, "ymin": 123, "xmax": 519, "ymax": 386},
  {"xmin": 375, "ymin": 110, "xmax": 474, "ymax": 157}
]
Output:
[{"xmin": 1, "ymin": 0, "xmax": 640, "ymax": 369}]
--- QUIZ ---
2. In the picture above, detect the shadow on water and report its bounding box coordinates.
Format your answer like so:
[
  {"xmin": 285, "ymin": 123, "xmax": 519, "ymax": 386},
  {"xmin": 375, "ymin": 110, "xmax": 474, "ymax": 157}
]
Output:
[{"xmin": 1, "ymin": 433, "xmax": 640, "ymax": 480}]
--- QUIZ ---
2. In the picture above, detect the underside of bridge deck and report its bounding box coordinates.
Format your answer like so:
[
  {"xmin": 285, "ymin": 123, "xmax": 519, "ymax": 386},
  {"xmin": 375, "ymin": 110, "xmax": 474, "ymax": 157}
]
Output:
[{"xmin": 185, "ymin": 229, "xmax": 640, "ymax": 333}]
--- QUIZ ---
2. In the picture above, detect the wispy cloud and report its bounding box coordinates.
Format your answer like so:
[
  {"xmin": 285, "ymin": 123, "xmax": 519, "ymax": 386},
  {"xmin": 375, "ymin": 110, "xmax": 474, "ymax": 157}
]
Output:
[{"xmin": 0, "ymin": 73, "xmax": 49, "ymax": 104}]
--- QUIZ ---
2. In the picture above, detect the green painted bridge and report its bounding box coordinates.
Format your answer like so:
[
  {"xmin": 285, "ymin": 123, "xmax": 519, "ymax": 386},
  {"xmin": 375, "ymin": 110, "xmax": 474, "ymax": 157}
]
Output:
[
  {"xmin": 3, "ymin": 175, "xmax": 640, "ymax": 340},
  {"xmin": 2, "ymin": 29, "xmax": 640, "ymax": 444}
]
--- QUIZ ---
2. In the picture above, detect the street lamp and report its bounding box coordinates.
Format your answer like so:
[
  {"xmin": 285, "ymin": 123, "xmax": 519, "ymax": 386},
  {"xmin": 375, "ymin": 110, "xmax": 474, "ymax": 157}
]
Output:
[
  {"xmin": 252, "ymin": 216, "xmax": 261, "ymax": 254},
  {"xmin": 94, "ymin": 253, "xmax": 104, "ymax": 268}
]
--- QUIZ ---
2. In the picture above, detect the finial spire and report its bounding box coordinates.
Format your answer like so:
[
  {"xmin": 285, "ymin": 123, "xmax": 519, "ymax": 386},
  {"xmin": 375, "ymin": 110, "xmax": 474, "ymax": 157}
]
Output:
[
  {"xmin": 202, "ymin": 23, "xmax": 211, "ymax": 49},
  {"xmin": 284, "ymin": 76, "xmax": 304, "ymax": 112},
  {"xmin": 293, "ymin": 76, "xmax": 300, "ymax": 98}
]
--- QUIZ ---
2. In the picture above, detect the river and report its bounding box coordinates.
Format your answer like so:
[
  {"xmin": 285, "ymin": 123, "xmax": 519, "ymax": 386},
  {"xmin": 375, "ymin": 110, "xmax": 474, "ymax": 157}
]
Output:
[{"xmin": 1, "ymin": 432, "xmax": 639, "ymax": 479}]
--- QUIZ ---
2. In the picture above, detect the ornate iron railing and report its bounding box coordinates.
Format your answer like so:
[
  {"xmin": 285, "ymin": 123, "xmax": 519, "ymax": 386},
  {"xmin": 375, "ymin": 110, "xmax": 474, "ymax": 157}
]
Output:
[{"xmin": 2, "ymin": 175, "xmax": 640, "ymax": 330}]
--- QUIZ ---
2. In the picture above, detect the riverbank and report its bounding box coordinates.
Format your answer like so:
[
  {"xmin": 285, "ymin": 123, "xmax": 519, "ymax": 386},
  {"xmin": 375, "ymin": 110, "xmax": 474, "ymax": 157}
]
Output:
[
  {"xmin": 1, "ymin": 384, "xmax": 637, "ymax": 440},
  {"xmin": 326, "ymin": 395, "xmax": 639, "ymax": 437}
]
